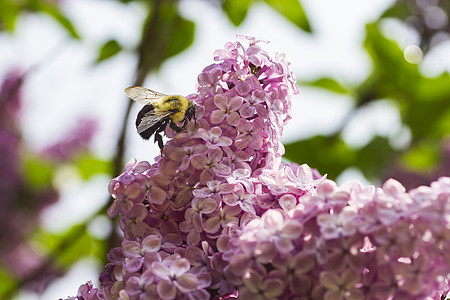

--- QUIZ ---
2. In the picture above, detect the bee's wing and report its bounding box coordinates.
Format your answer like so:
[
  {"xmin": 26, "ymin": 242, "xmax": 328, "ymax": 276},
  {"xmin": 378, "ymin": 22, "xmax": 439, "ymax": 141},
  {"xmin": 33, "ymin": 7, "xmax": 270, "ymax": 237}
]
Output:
[
  {"xmin": 124, "ymin": 86, "xmax": 167, "ymax": 105},
  {"xmin": 137, "ymin": 109, "xmax": 172, "ymax": 134}
]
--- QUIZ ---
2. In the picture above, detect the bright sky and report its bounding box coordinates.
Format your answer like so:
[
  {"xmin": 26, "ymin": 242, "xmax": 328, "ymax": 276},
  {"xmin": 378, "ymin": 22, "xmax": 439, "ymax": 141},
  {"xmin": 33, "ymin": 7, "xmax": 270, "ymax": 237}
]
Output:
[{"xmin": 1, "ymin": 0, "xmax": 449, "ymax": 298}]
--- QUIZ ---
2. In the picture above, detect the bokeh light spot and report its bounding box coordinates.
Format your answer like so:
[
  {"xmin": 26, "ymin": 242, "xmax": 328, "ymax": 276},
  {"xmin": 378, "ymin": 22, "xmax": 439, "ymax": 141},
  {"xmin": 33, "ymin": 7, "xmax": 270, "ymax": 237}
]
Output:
[{"xmin": 404, "ymin": 45, "xmax": 423, "ymax": 64}]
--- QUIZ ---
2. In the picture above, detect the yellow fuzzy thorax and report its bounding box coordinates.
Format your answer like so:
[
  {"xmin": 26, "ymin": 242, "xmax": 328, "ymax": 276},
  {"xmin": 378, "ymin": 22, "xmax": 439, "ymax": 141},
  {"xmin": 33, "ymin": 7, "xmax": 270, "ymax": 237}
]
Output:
[{"xmin": 157, "ymin": 95, "xmax": 190, "ymax": 123}]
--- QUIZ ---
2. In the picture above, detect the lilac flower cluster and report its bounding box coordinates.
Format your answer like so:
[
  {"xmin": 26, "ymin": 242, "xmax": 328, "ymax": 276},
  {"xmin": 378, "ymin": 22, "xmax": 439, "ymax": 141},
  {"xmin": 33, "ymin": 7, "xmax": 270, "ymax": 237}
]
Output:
[
  {"xmin": 67, "ymin": 37, "xmax": 449, "ymax": 299},
  {"xmin": 0, "ymin": 69, "xmax": 99, "ymax": 293},
  {"xmin": 0, "ymin": 69, "xmax": 61, "ymax": 292}
]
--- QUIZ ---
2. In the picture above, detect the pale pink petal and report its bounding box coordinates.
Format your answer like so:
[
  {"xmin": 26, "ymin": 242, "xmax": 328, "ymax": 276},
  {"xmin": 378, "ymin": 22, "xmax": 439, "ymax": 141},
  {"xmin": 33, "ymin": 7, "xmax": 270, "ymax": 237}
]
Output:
[
  {"xmin": 126, "ymin": 257, "xmax": 143, "ymax": 273},
  {"xmin": 274, "ymin": 237, "xmax": 294, "ymax": 254},
  {"xmin": 223, "ymin": 194, "xmax": 239, "ymax": 206},
  {"xmin": 263, "ymin": 278, "xmax": 285, "ymax": 297},
  {"xmin": 226, "ymin": 111, "xmax": 240, "ymax": 126},
  {"xmin": 157, "ymin": 280, "xmax": 177, "ymax": 300},
  {"xmin": 142, "ymin": 235, "xmax": 162, "ymax": 252},
  {"xmin": 382, "ymin": 178, "xmax": 406, "ymax": 196},
  {"xmin": 203, "ymin": 216, "xmax": 221, "ymax": 233},
  {"xmin": 209, "ymin": 148, "xmax": 223, "ymax": 162},
  {"xmin": 209, "ymin": 126, "xmax": 223, "ymax": 138},
  {"xmin": 210, "ymin": 110, "xmax": 226, "ymax": 124},
  {"xmin": 165, "ymin": 146, "xmax": 187, "ymax": 161},
  {"xmin": 319, "ymin": 271, "xmax": 339, "ymax": 290},
  {"xmin": 213, "ymin": 94, "xmax": 228, "ymax": 110},
  {"xmin": 191, "ymin": 155, "xmax": 208, "ymax": 169},
  {"xmin": 250, "ymin": 134, "xmax": 263, "ymax": 149},
  {"xmin": 342, "ymin": 269, "xmax": 359, "ymax": 288},
  {"xmin": 242, "ymin": 271, "xmax": 262, "ymax": 292},
  {"xmin": 279, "ymin": 194, "xmax": 297, "ymax": 211},
  {"xmin": 122, "ymin": 241, "xmax": 141, "ymax": 257},
  {"xmin": 175, "ymin": 273, "xmax": 198, "ymax": 293},
  {"xmin": 148, "ymin": 186, "xmax": 167, "ymax": 205},
  {"xmin": 281, "ymin": 219, "xmax": 303, "ymax": 239},
  {"xmin": 262, "ymin": 210, "xmax": 284, "ymax": 230},
  {"xmin": 346, "ymin": 288, "xmax": 364, "ymax": 300},
  {"xmin": 240, "ymin": 103, "xmax": 255, "ymax": 118},
  {"xmin": 324, "ymin": 290, "xmax": 343, "ymax": 300},
  {"xmin": 201, "ymin": 198, "xmax": 218, "ymax": 214},
  {"xmin": 151, "ymin": 262, "xmax": 171, "ymax": 280},
  {"xmin": 235, "ymin": 81, "xmax": 250, "ymax": 95},
  {"xmin": 229, "ymin": 96, "xmax": 243, "ymax": 110},
  {"xmin": 172, "ymin": 258, "xmax": 190, "ymax": 276},
  {"xmin": 200, "ymin": 169, "xmax": 214, "ymax": 184}
]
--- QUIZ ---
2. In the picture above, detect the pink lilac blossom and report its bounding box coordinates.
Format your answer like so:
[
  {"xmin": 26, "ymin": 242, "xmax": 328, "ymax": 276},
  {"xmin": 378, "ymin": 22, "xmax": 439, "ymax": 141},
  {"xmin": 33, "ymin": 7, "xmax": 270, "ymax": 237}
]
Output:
[
  {"xmin": 42, "ymin": 118, "xmax": 98, "ymax": 161},
  {"xmin": 0, "ymin": 69, "xmax": 100, "ymax": 294},
  {"xmin": 64, "ymin": 37, "xmax": 449, "ymax": 299},
  {"xmin": 0, "ymin": 70, "xmax": 64, "ymax": 293}
]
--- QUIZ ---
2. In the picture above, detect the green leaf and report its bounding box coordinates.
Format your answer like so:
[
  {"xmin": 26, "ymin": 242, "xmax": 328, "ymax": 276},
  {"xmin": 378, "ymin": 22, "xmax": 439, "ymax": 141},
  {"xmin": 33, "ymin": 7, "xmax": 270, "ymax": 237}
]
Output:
[
  {"xmin": 22, "ymin": 154, "xmax": 55, "ymax": 189},
  {"xmin": 222, "ymin": 0, "xmax": 253, "ymax": 26},
  {"xmin": 379, "ymin": 2, "xmax": 410, "ymax": 20},
  {"xmin": 353, "ymin": 136, "xmax": 395, "ymax": 180},
  {"xmin": 263, "ymin": 0, "xmax": 311, "ymax": 32},
  {"xmin": 300, "ymin": 77, "xmax": 351, "ymax": 94},
  {"xmin": 0, "ymin": 268, "xmax": 16, "ymax": 295},
  {"xmin": 284, "ymin": 135, "xmax": 355, "ymax": 179},
  {"xmin": 0, "ymin": 0, "xmax": 20, "ymax": 32},
  {"xmin": 137, "ymin": 1, "xmax": 195, "ymax": 72},
  {"xmin": 164, "ymin": 17, "xmax": 195, "ymax": 59},
  {"xmin": 34, "ymin": 224, "xmax": 105, "ymax": 268},
  {"xmin": 96, "ymin": 39, "xmax": 122, "ymax": 63},
  {"xmin": 75, "ymin": 154, "xmax": 113, "ymax": 179},
  {"xmin": 400, "ymin": 141, "xmax": 439, "ymax": 172},
  {"xmin": 364, "ymin": 23, "xmax": 417, "ymax": 81},
  {"xmin": 356, "ymin": 23, "xmax": 420, "ymax": 105},
  {"xmin": 415, "ymin": 73, "xmax": 450, "ymax": 103},
  {"xmin": 30, "ymin": 0, "xmax": 80, "ymax": 39}
]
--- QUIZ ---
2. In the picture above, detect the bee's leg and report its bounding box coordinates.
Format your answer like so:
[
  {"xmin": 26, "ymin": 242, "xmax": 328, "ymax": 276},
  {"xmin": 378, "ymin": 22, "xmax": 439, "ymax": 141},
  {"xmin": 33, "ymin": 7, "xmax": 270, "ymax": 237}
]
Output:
[
  {"xmin": 154, "ymin": 119, "xmax": 169, "ymax": 153},
  {"xmin": 154, "ymin": 132, "xmax": 164, "ymax": 152},
  {"xmin": 169, "ymin": 121, "xmax": 183, "ymax": 133},
  {"xmin": 181, "ymin": 118, "xmax": 189, "ymax": 129}
]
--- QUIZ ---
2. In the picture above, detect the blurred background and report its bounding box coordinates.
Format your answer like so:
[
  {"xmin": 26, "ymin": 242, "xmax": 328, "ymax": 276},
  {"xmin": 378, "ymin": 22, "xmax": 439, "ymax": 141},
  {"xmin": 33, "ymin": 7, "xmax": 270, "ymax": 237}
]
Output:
[{"xmin": 0, "ymin": 0, "xmax": 449, "ymax": 298}]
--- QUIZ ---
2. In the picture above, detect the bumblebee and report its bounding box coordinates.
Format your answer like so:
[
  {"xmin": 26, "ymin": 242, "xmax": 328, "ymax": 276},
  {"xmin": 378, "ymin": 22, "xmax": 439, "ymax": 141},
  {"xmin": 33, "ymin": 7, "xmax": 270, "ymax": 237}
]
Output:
[{"xmin": 124, "ymin": 86, "xmax": 196, "ymax": 150}]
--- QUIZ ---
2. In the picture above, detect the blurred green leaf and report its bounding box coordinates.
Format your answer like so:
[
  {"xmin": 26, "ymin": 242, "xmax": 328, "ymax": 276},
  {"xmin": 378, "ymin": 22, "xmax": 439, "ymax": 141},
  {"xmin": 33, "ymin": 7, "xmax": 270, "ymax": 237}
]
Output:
[
  {"xmin": 75, "ymin": 154, "xmax": 113, "ymax": 180},
  {"xmin": 263, "ymin": 0, "xmax": 311, "ymax": 32},
  {"xmin": 56, "ymin": 228, "xmax": 101, "ymax": 267},
  {"xmin": 353, "ymin": 136, "xmax": 395, "ymax": 180},
  {"xmin": 164, "ymin": 17, "xmax": 195, "ymax": 60},
  {"xmin": 0, "ymin": 1, "xmax": 20, "ymax": 32},
  {"xmin": 401, "ymin": 74, "xmax": 450, "ymax": 139},
  {"xmin": 22, "ymin": 155, "xmax": 55, "ymax": 189},
  {"xmin": 364, "ymin": 23, "xmax": 417, "ymax": 87},
  {"xmin": 222, "ymin": 0, "xmax": 253, "ymax": 26},
  {"xmin": 400, "ymin": 141, "xmax": 439, "ymax": 172},
  {"xmin": 405, "ymin": 98, "xmax": 450, "ymax": 139},
  {"xmin": 300, "ymin": 77, "xmax": 351, "ymax": 94},
  {"xmin": 35, "ymin": 224, "xmax": 104, "ymax": 268},
  {"xmin": 0, "ymin": 0, "xmax": 79, "ymax": 39},
  {"xmin": 31, "ymin": 0, "xmax": 80, "ymax": 39},
  {"xmin": 284, "ymin": 135, "xmax": 355, "ymax": 179},
  {"xmin": 137, "ymin": 0, "xmax": 195, "ymax": 73},
  {"xmin": 96, "ymin": 39, "xmax": 122, "ymax": 63},
  {"xmin": 0, "ymin": 268, "xmax": 15, "ymax": 295},
  {"xmin": 379, "ymin": 2, "xmax": 410, "ymax": 20}
]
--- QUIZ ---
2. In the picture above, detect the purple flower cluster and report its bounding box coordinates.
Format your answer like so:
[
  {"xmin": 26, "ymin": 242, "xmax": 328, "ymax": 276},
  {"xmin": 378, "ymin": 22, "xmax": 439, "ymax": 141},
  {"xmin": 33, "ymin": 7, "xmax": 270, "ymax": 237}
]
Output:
[
  {"xmin": 0, "ymin": 69, "xmax": 99, "ymax": 293},
  {"xmin": 0, "ymin": 69, "xmax": 63, "ymax": 292},
  {"xmin": 67, "ymin": 37, "xmax": 449, "ymax": 299},
  {"xmin": 42, "ymin": 118, "xmax": 98, "ymax": 161}
]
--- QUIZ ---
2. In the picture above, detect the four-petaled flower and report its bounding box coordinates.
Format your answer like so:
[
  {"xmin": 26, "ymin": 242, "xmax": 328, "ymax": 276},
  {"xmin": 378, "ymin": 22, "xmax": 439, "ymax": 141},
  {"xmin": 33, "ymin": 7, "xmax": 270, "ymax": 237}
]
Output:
[{"xmin": 210, "ymin": 94, "xmax": 243, "ymax": 126}]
